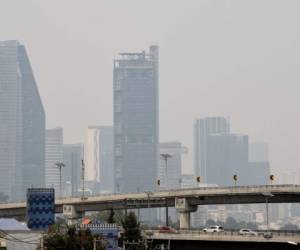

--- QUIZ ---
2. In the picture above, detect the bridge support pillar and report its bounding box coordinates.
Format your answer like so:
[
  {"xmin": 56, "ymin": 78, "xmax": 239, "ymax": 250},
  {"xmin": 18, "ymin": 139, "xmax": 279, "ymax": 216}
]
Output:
[
  {"xmin": 175, "ymin": 198, "xmax": 197, "ymax": 230},
  {"xmin": 179, "ymin": 212, "xmax": 191, "ymax": 229}
]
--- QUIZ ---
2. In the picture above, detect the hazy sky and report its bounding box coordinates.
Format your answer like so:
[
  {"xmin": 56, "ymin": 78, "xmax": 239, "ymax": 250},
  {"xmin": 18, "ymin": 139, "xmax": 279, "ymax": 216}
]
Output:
[{"xmin": 1, "ymin": 0, "xmax": 300, "ymax": 174}]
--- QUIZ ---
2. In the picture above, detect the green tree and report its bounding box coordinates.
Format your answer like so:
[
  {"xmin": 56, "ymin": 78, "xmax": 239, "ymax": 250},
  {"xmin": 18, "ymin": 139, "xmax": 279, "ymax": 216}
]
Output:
[
  {"xmin": 107, "ymin": 209, "xmax": 115, "ymax": 224},
  {"xmin": 122, "ymin": 211, "xmax": 142, "ymax": 242},
  {"xmin": 92, "ymin": 210, "xmax": 124, "ymax": 225},
  {"xmin": 44, "ymin": 227, "xmax": 105, "ymax": 250}
]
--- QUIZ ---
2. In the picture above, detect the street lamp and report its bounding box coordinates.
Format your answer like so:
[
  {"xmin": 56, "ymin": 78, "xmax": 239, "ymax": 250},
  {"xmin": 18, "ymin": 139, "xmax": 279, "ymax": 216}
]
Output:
[
  {"xmin": 262, "ymin": 192, "xmax": 274, "ymax": 232},
  {"xmin": 160, "ymin": 153, "xmax": 172, "ymax": 227},
  {"xmin": 55, "ymin": 162, "xmax": 65, "ymax": 198}
]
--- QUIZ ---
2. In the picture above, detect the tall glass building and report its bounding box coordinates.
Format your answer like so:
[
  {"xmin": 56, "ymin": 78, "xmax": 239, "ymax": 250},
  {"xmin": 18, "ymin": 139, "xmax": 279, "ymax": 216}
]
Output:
[
  {"xmin": 113, "ymin": 46, "xmax": 159, "ymax": 193},
  {"xmin": 194, "ymin": 117, "xmax": 230, "ymax": 183},
  {"xmin": 0, "ymin": 41, "xmax": 45, "ymax": 201},
  {"xmin": 45, "ymin": 127, "xmax": 63, "ymax": 197}
]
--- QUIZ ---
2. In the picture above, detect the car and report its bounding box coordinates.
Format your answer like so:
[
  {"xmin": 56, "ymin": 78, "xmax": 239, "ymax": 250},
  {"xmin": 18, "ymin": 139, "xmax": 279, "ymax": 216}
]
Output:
[
  {"xmin": 157, "ymin": 226, "xmax": 178, "ymax": 234},
  {"xmin": 203, "ymin": 226, "xmax": 224, "ymax": 233},
  {"xmin": 239, "ymin": 228, "xmax": 258, "ymax": 236}
]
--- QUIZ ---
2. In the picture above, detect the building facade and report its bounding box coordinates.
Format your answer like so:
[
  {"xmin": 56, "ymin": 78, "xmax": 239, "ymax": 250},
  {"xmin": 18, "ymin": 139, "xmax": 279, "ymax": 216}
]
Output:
[
  {"xmin": 45, "ymin": 127, "xmax": 63, "ymax": 197},
  {"xmin": 84, "ymin": 126, "xmax": 114, "ymax": 194},
  {"xmin": 194, "ymin": 117, "xmax": 230, "ymax": 182},
  {"xmin": 63, "ymin": 144, "xmax": 83, "ymax": 197},
  {"xmin": 113, "ymin": 46, "xmax": 159, "ymax": 193},
  {"xmin": 206, "ymin": 133, "xmax": 249, "ymax": 186},
  {"xmin": 0, "ymin": 40, "xmax": 45, "ymax": 201},
  {"xmin": 159, "ymin": 142, "xmax": 187, "ymax": 190}
]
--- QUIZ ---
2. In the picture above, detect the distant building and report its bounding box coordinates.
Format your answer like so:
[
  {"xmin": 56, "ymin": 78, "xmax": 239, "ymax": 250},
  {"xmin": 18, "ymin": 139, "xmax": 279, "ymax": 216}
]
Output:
[
  {"xmin": 206, "ymin": 133, "xmax": 249, "ymax": 186},
  {"xmin": 159, "ymin": 142, "xmax": 187, "ymax": 190},
  {"xmin": 194, "ymin": 117, "xmax": 230, "ymax": 182},
  {"xmin": 0, "ymin": 40, "xmax": 45, "ymax": 201},
  {"xmin": 98, "ymin": 126, "xmax": 114, "ymax": 193},
  {"xmin": 157, "ymin": 142, "xmax": 187, "ymax": 223},
  {"xmin": 245, "ymin": 142, "xmax": 270, "ymax": 185},
  {"xmin": 113, "ymin": 46, "xmax": 159, "ymax": 193},
  {"xmin": 249, "ymin": 143, "xmax": 269, "ymax": 162},
  {"xmin": 45, "ymin": 127, "xmax": 63, "ymax": 196},
  {"xmin": 84, "ymin": 126, "xmax": 114, "ymax": 194},
  {"xmin": 63, "ymin": 144, "xmax": 83, "ymax": 197},
  {"xmin": 181, "ymin": 174, "xmax": 196, "ymax": 189}
]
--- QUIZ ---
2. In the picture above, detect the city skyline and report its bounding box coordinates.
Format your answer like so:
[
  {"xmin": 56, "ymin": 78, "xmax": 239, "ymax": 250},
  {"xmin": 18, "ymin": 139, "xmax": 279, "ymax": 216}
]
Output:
[{"xmin": 1, "ymin": 1, "xmax": 299, "ymax": 175}]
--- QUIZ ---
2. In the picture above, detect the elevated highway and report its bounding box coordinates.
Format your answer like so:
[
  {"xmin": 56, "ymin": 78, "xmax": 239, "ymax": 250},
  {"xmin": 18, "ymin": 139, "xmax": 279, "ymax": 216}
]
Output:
[
  {"xmin": 1, "ymin": 184, "xmax": 300, "ymax": 227},
  {"xmin": 146, "ymin": 230, "xmax": 300, "ymax": 250}
]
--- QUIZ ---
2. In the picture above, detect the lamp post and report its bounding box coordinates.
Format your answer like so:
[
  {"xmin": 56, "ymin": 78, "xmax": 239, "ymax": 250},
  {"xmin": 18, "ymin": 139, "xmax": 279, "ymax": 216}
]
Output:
[
  {"xmin": 55, "ymin": 162, "xmax": 65, "ymax": 198},
  {"xmin": 160, "ymin": 153, "xmax": 172, "ymax": 227}
]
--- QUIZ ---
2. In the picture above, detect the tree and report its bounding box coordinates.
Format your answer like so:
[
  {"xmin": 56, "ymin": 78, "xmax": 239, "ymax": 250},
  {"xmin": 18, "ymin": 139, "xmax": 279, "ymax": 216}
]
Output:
[
  {"xmin": 122, "ymin": 211, "xmax": 142, "ymax": 242},
  {"xmin": 225, "ymin": 217, "xmax": 239, "ymax": 229},
  {"xmin": 92, "ymin": 210, "xmax": 124, "ymax": 225},
  {"xmin": 107, "ymin": 209, "xmax": 115, "ymax": 224},
  {"xmin": 205, "ymin": 219, "xmax": 216, "ymax": 226},
  {"xmin": 43, "ymin": 226, "xmax": 105, "ymax": 250}
]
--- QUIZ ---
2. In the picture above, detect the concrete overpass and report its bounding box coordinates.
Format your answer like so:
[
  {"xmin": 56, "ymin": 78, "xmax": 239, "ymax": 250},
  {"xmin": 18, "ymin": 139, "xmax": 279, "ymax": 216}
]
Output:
[
  {"xmin": 146, "ymin": 230, "xmax": 300, "ymax": 250},
  {"xmin": 1, "ymin": 185, "xmax": 300, "ymax": 228}
]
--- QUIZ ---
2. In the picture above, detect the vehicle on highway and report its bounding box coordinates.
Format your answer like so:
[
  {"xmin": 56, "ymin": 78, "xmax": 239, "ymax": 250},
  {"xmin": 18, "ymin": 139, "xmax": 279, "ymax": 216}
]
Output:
[
  {"xmin": 203, "ymin": 226, "xmax": 224, "ymax": 233},
  {"xmin": 157, "ymin": 226, "xmax": 178, "ymax": 234},
  {"xmin": 239, "ymin": 228, "xmax": 258, "ymax": 236}
]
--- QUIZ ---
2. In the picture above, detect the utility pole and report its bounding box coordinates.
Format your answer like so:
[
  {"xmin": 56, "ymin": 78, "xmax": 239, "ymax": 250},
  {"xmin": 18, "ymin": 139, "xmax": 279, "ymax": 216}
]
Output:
[
  {"xmin": 160, "ymin": 153, "xmax": 172, "ymax": 227},
  {"xmin": 55, "ymin": 162, "xmax": 65, "ymax": 198}
]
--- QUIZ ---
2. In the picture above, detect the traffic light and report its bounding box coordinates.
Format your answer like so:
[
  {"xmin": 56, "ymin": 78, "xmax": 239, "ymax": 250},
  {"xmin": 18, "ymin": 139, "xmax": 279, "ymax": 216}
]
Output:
[
  {"xmin": 157, "ymin": 179, "xmax": 160, "ymax": 186},
  {"xmin": 196, "ymin": 176, "xmax": 201, "ymax": 183}
]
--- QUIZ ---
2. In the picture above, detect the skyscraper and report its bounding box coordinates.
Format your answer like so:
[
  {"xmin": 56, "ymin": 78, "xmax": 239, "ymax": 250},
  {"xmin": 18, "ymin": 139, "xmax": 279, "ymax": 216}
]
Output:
[
  {"xmin": 194, "ymin": 117, "xmax": 230, "ymax": 182},
  {"xmin": 0, "ymin": 40, "xmax": 45, "ymax": 201},
  {"xmin": 206, "ymin": 133, "xmax": 249, "ymax": 186},
  {"xmin": 45, "ymin": 127, "xmax": 63, "ymax": 196},
  {"xmin": 246, "ymin": 142, "xmax": 270, "ymax": 185},
  {"xmin": 98, "ymin": 126, "xmax": 114, "ymax": 193},
  {"xmin": 84, "ymin": 126, "xmax": 114, "ymax": 194},
  {"xmin": 113, "ymin": 46, "xmax": 159, "ymax": 193},
  {"xmin": 63, "ymin": 144, "xmax": 83, "ymax": 197}
]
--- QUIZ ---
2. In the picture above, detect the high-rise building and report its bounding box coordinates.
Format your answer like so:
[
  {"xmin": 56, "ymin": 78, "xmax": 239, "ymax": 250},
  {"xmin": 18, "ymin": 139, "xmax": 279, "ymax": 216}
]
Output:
[
  {"xmin": 159, "ymin": 142, "xmax": 187, "ymax": 190},
  {"xmin": 113, "ymin": 46, "xmax": 159, "ymax": 193},
  {"xmin": 45, "ymin": 127, "xmax": 63, "ymax": 196},
  {"xmin": 246, "ymin": 142, "xmax": 270, "ymax": 186},
  {"xmin": 206, "ymin": 133, "xmax": 249, "ymax": 186},
  {"xmin": 0, "ymin": 40, "xmax": 45, "ymax": 201},
  {"xmin": 249, "ymin": 143, "xmax": 269, "ymax": 162},
  {"xmin": 63, "ymin": 144, "xmax": 83, "ymax": 197},
  {"xmin": 85, "ymin": 127, "xmax": 101, "ymax": 184},
  {"xmin": 84, "ymin": 126, "xmax": 114, "ymax": 194},
  {"xmin": 98, "ymin": 126, "xmax": 114, "ymax": 193},
  {"xmin": 194, "ymin": 117, "xmax": 230, "ymax": 182}
]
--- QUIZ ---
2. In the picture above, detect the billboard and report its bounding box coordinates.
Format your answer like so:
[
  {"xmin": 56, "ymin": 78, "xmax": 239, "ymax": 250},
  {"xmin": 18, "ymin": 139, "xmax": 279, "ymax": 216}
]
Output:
[{"xmin": 26, "ymin": 188, "xmax": 55, "ymax": 230}]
